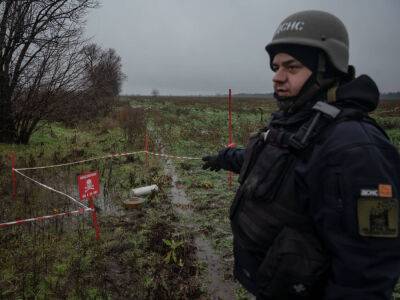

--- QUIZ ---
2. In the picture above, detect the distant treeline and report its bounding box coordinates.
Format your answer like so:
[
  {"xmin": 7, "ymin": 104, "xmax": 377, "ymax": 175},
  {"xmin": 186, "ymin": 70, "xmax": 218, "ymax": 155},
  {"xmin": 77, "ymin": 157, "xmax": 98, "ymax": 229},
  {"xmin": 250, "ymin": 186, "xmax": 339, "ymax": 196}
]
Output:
[
  {"xmin": 124, "ymin": 92, "xmax": 400, "ymax": 100},
  {"xmin": 381, "ymin": 92, "xmax": 400, "ymax": 100},
  {"xmin": 234, "ymin": 92, "xmax": 400, "ymax": 100}
]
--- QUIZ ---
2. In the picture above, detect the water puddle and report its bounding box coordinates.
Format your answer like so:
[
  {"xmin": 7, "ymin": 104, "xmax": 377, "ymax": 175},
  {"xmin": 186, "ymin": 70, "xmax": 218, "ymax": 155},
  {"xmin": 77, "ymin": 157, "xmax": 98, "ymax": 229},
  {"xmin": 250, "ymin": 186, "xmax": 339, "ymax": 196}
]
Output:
[
  {"xmin": 194, "ymin": 236, "xmax": 236, "ymax": 299},
  {"xmin": 163, "ymin": 157, "xmax": 236, "ymax": 300},
  {"xmin": 165, "ymin": 159, "xmax": 193, "ymax": 215}
]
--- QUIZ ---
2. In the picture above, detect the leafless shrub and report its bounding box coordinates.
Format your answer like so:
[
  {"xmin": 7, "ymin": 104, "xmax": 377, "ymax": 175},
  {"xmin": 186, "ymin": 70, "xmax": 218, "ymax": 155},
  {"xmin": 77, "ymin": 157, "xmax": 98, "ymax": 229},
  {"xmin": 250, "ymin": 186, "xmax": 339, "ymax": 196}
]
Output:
[
  {"xmin": 51, "ymin": 44, "xmax": 126, "ymax": 126},
  {"xmin": 98, "ymin": 117, "xmax": 120, "ymax": 133},
  {"xmin": 116, "ymin": 105, "xmax": 146, "ymax": 148},
  {"xmin": 0, "ymin": 0, "xmax": 99, "ymax": 143}
]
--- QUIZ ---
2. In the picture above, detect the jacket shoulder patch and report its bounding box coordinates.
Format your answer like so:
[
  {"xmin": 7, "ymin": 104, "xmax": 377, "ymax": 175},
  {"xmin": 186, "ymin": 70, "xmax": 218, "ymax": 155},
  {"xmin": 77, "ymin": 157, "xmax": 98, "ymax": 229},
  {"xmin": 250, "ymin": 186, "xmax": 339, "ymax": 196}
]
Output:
[{"xmin": 357, "ymin": 197, "xmax": 398, "ymax": 238}]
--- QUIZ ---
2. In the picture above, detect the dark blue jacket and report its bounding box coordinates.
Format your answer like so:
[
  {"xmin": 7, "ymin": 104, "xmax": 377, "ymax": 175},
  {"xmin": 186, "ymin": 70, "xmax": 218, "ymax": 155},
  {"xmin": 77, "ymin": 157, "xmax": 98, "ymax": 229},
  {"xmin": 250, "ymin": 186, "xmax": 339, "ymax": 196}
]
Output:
[{"xmin": 218, "ymin": 75, "xmax": 400, "ymax": 299}]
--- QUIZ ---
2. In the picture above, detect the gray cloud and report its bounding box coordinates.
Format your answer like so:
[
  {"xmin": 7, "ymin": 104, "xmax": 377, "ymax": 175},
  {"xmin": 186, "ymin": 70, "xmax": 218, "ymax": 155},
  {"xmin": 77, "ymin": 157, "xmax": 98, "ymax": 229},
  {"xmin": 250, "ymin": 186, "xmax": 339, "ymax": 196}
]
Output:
[{"xmin": 85, "ymin": 0, "xmax": 400, "ymax": 95}]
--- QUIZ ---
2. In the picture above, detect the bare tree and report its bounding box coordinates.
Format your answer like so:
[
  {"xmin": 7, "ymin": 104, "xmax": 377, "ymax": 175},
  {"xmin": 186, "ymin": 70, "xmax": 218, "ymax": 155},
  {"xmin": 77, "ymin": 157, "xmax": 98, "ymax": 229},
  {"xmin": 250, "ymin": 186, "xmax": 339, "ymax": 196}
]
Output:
[
  {"xmin": 82, "ymin": 44, "xmax": 125, "ymax": 112},
  {"xmin": 55, "ymin": 43, "xmax": 125, "ymax": 123},
  {"xmin": 0, "ymin": 0, "xmax": 97, "ymax": 144}
]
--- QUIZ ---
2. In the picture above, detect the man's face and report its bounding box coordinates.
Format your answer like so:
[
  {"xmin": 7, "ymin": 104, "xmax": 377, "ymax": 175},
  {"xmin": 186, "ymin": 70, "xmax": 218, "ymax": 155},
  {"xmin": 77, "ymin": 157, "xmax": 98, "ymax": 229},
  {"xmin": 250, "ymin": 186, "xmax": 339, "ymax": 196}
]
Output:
[{"xmin": 272, "ymin": 53, "xmax": 313, "ymax": 98}]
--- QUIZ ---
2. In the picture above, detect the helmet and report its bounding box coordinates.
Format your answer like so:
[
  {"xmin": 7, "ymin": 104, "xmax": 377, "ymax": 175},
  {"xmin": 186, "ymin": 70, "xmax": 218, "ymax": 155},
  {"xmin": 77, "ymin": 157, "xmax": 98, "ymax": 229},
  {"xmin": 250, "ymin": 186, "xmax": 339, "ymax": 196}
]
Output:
[{"xmin": 265, "ymin": 10, "xmax": 349, "ymax": 74}]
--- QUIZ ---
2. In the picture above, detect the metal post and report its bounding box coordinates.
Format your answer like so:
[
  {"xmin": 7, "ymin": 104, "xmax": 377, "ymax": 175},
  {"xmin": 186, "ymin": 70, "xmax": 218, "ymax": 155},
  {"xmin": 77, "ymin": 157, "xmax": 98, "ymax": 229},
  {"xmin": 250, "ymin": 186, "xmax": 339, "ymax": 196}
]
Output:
[
  {"xmin": 88, "ymin": 196, "xmax": 100, "ymax": 240},
  {"xmin": 228, "ymin": 89, "xmax": 233, "ymax": 188},
  {"xmin": 11, "ymin": 153, "xmax": 16, "ymax": 200}
]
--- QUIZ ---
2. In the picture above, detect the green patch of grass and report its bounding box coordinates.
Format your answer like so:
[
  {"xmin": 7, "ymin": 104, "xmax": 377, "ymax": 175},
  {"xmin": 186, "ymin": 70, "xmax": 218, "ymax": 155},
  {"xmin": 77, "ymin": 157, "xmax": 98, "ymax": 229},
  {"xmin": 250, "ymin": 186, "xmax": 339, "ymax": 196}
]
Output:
[
  {"xmin": 141, "ymin": 96, "xmax": 400, "ymax": 299},
  {"xmin": 387, "ymin": 129, "xmax": 400, "ymax": 148},
  {"xmin": 0, "ymin": 114, "xmax": 203, "ymax": 298},
  {"xmin": 374, "ymin": 116, "xmax": 400, "ymax": 130},
  {"xmin": 6, "ymin": 96, "xmax": 394, "ymax": 298}
]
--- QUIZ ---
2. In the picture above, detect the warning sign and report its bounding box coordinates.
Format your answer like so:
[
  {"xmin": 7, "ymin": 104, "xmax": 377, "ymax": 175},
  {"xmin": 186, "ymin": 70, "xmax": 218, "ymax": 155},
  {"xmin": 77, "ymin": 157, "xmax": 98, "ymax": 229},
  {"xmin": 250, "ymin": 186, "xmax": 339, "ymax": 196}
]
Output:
[{"xmin": 78, "ymin": 171, "xmax": 100, "ymax": 200}]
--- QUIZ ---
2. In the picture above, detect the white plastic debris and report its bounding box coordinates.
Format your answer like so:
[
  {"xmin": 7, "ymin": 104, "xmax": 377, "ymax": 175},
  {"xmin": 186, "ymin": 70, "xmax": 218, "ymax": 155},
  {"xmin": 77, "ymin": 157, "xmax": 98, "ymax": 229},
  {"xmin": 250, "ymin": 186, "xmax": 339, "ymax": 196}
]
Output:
[{"xmin": 131, "ymin": 184, "xmax": 159, "ymax": 196}]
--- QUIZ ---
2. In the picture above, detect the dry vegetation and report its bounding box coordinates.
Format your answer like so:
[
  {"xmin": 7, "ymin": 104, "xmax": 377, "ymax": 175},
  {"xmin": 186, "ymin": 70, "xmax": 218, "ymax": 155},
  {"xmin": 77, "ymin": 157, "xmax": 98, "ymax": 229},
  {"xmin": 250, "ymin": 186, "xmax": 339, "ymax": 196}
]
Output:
[{"xmin": 0, "ymin": 95, "xmax": 399, "ymax": 299}]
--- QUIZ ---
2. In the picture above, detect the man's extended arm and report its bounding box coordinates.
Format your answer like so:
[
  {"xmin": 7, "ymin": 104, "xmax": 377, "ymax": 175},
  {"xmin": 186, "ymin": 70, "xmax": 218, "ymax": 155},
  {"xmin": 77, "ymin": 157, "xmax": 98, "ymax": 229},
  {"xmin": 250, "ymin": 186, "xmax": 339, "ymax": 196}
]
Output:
[{"xmin": 202, "ymin": 147, "xmax": 245, "ymax": 174}]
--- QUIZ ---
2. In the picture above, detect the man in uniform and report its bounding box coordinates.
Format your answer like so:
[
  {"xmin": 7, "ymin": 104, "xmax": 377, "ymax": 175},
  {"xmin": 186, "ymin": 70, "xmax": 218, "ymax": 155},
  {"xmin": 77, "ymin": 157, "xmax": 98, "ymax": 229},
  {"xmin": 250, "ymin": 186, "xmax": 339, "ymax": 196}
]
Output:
[{"xmin": 202, "ymin": 10, "xmax": 400, "ymax": 299}]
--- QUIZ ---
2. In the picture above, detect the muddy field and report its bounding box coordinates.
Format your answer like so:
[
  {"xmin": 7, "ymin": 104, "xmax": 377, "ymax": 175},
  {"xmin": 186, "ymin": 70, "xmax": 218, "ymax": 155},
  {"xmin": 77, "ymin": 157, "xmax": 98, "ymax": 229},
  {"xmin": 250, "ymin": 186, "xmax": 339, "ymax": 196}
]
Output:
[{"xmin": 1, "ymin": 96, "xmax": 399, "ymax": 299}]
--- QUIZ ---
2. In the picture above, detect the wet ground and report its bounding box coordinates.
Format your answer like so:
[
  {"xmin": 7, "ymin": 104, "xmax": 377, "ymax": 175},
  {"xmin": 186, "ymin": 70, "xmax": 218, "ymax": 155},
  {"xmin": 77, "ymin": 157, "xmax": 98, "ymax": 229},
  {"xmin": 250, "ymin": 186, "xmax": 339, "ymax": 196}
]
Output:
[
  {"xmin": 32, "ymin": 144, "xmax": 239, "ymax": 298},
  {"xmin": 164, "ymin": 157, "xmax": 237, "ymax": 300}
]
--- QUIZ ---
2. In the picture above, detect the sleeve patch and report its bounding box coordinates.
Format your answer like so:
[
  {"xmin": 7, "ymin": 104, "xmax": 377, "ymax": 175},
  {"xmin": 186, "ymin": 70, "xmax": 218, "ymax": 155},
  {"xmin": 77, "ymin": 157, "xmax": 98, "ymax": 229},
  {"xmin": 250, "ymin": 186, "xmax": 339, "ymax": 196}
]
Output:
[
  {"xmin": 357, "ymin": 197, "xmax": 398, "ymax": 238},
  {"xmin": 379, "ymin": 184, "xmax": 393, "ymax": 198}
]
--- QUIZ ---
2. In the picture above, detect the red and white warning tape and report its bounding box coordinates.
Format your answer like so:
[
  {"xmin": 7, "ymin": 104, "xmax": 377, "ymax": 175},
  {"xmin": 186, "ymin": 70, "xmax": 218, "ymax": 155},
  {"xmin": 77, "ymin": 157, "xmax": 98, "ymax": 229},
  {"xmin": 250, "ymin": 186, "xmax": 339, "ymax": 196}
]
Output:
[
  {"xmin": 15, "ymin": 151, "xmax": 147, "ymax": 171},
  {"xmin": 147, "ymin": 151, "xmax": 201, "ymax": 161},
  {"xmin": 14, "ymin": 169, "xmax": 89, "ymax": 210},
  {"xmin": 14, "ymin": 150, "xmax": 201, "ymax": 171},
  {"xmin": 0, "ymin": 207, "xmax": 92, "ymax": 228},
  {"xmin": 3, "ymin": 150, "xmax": 201, "ymax": 229},
  {"xmin": 0, "ymin": 169, "xmax": 92, "ymax": 229}
]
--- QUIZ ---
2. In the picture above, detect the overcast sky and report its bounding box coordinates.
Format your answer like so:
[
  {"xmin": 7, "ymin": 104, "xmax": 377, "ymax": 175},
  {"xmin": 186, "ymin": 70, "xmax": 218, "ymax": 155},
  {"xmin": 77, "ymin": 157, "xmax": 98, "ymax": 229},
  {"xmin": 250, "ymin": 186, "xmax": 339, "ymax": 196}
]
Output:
[{"xmin": 85, "ymin": 0, "xmax": 400, "ymax": 95}]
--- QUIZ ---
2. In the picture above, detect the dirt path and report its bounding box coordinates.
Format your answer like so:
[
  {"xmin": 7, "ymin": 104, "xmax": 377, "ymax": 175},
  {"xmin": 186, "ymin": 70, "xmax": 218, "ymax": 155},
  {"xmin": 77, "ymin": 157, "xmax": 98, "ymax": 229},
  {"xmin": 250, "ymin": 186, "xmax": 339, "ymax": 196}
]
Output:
[{"xmin": 163, "ymin": 157, "xmax": 237, "ymax": 300}]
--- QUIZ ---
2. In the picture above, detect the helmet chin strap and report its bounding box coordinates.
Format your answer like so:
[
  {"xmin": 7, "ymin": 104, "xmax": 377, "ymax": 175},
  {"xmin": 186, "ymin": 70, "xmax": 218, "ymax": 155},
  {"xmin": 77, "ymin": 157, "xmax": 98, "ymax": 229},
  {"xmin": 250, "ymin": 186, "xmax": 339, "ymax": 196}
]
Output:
[{"xmin": 275, "ymin": 53, "xmax": 338, "ymax": 114}]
